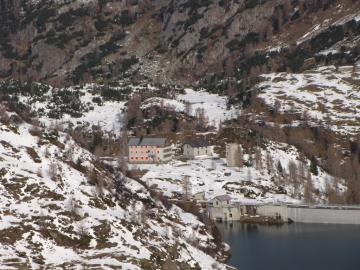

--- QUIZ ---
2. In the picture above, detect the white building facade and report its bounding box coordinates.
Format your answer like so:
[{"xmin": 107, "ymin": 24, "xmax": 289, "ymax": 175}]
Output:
[{"xmin": 182, "ymin": 139, "xmax": 212, "ymax": 159}]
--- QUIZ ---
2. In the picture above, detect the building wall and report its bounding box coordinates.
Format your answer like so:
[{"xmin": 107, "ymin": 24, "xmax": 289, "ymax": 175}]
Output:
[
  {"xmin": 207, "ymin": 205, "xmax": 242, "ymax": 221},
  {"xmin": 212, "ymin": 198, "xmax": 231, "ymax": 208},
  {"xmin": 194, "ymin": 192, "xmax": 205, "ymax": 200},
  {"xmin": 182, "ymin": 144, "xmax": 211, "ymax": 158},
  {"xmin": 257, "ymin": 204, "xmax": 288, "ymax": 220},
  {"xmin": 158, "ymin": 145, "xmax": 172, "ymax": 163},
  {"xmin": 338, "ymin": 66, "xmax": 353, "ymax": 72},
  {"xmin": 129, "ymin": 145, "xmax": 172, "ymax": 163},
  {"xmin": 226, "ymin": 144, "xmax": 238, "ymax": 167},
  {"xmin": 182, "ymin": 144, "xmax": 195, "ymax": 157}
]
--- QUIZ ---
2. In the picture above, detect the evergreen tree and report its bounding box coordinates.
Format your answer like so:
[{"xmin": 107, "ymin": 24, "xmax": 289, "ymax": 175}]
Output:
[{"xmin": 310, "ymin": 155, "xmax": 318, "ymax": 176}]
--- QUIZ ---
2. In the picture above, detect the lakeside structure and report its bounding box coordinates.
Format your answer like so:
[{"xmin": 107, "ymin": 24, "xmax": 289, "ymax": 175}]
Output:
[{"xmin": 206, "ymin": 196, "xmax": 360, "ymax": 224}]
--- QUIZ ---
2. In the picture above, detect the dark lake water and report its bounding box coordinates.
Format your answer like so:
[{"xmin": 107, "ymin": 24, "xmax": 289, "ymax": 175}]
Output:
[{"xmin": 217, "ymin": 222, "xmax": 360, "ymax": 270}]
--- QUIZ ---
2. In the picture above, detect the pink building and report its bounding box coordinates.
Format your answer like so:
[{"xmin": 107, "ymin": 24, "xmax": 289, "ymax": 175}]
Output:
[{"xmin": 128, "ymin": 138, "xmax": 172, "ymax": 163}]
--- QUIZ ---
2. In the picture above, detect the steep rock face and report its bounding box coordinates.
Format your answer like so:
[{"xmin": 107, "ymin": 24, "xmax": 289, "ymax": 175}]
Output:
[
  {"xmin": 0, "ymin": 0, "xmax": 359, "ymax": 85},
  {"xmin": 32, "ymin": 43, "xmax": 70, "ymax": 76},
  {"xmin": 158, "ymin": 0, "xmax": 285, "ymax": 77},
  {"xmin": 0, "ymin": 0, "xmax": 289, "ymax": 84}
]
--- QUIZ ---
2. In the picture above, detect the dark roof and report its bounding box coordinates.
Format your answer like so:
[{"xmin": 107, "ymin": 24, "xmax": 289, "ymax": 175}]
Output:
[
  {"xmin": 184, "ymin": 139, "xmax": 211, "ymax": 148},
  {"xmin": 128, "ymin": 138, "xmax": 166, "ymax": 146},
  {"xmin": 213, "ymin": 195, "xmax": 232, "ymax": 201}
]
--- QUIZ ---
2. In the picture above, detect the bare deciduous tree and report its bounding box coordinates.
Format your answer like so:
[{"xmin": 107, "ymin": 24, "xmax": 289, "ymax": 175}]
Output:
[
  {"xmin": 39, "ymin": 210, "xmax": 47, "ymax": 232},
  {"xmin": 254, "ymin": 148, "xmax": 261, "ymax": 169},
  {"xmin": 184, "ymin": 101, "xmax": 192, "ymax": 115},
  {"xmin": 0, "ymin": 104, "xmax": 9, "ymax": 121},
  {"xmin": 195, "ymin": 107, "xmax": 208, "ymax": 132},
  {"xmin": 68, "ymin": 194, "xmax": 78, "ymax": 215},
  {"xmin": 247, "ymin": 168, "xmax": 252, "ymax": 181},
  {"xmin": 77, "ymin": 219, "xmax": 88, "ymax": 238},
  {"xmin": 96, "ymin": 175, "xmax": 105, "ymax": 196},
  {"xmin": 49, "ymin": 160, "xmax": 57, "ymax": 179},
  {"xmin": 273, "ymin": 100, "xmax": 281, "ymax": 118},
  {"xmin": 304, "ymin": 170, "xmax": 314, "ymax": 204},
  {"xmin": 211, "ymin": 160, "xmax": 217, "ymax": 170},
  {"xmin": 236, "ymin": 145, "xmax": 243, "ymax": 172},
  {"xmin": 140, "ymin": 205, "xmax": 147, "ymax": 224},
  {"xmin": 266, "ymin": 152, "xmax": 273, "ymax": 173},
  {"xmin": 182, "ymin": 176, "xmax": 192, "ymax": 202},
  {"xmin": 288, "ymin": 160, "xmax": 299, "ymax": 198}
]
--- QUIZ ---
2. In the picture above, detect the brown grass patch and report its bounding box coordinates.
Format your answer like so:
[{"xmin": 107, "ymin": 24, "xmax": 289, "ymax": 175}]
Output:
[
  {"xmin": 26, "ymin": 147, "xmax": 42, "ymax": 163},
  {"xmin": 342, "ymin": 77, "xmax": 360, "ymax": 87},
  {"xmin": 328, "ymin": 87, "xmax": 344, "ymax": 95},
  {"xmin": 298, "ymin": 84, "xmax": 324, "ymax": 92},
  {"xmin": 331, "ymin": 99, "xmax": 344, "ymax": 105},
  {"xmin": 272, "ymin": 77, "xmax": 287, "ymax": 83}
]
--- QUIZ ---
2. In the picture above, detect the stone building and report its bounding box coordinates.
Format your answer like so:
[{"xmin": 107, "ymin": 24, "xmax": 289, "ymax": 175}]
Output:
[
  {"xmin": 226, "ymin": 143, "xmax": 239, "ymax": 167},
  {"xmin": 128, "ymin": 138, "xmax": 172, "ymax": 163}
]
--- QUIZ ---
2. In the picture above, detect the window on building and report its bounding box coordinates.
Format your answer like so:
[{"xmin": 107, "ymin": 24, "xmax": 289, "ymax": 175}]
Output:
[
  {"xmin": 136, "ymin": 157, "xmax": 138, "ymax": 160},
  {"xmin": 206, "ymin": 150, "xmax": 207, "ymax": 153},
  {"xmin": 198, "ymin": 151, "xmax": 199, "ymax": 155},
  {"xmin": 141, "ymin": 157, "xmax": 143, "ymax": 160},
  {"xmin": 216, "ymin": 201, "xmax": 218, "ymax": 205},
  {"xmin": 146, "ymin": 157, "xmax": 148, "ymax": 160},
  {"xmin": 158, "ymin": 157, "xmax": 160, "ymax": 160},
  {"xmin": 157, "ymin": 151, "xmax": 159, "ymax": 153},
  {"xmin": 227, "ymin": 200, "xmax": 229, "ymax": 204},
  {"xmin": 229, "ymin": 214, "xmax": 232, "ymax": 218},
  {"xmin": 131, "ymin": 157, "xmax": 134, "ymax": 160},
  {"xmin": 135, "ymin": 151, "xmax": 137, "ymax": 153},
  {"xmin": 130, "ymin": 151, "xmax": 133, "ymax": 154}
]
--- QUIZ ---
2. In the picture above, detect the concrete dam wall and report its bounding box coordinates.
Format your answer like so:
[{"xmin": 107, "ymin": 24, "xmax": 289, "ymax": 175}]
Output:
[
  {"xmin": 207, "ymin": 203, "xmax": 360, "ymax": 224},
  {"xmin": 287, "ymin": 205, "xmax": 360, "ymax": 225}
]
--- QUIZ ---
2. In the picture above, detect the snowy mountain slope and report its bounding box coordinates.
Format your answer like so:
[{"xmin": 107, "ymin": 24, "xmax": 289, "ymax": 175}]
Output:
[
  {"xmin": 3, "ymin": 81, "xmax": 237, "ymax": 137},
  {"xmin": 135, "ymin": 138, "xmax": 337, "ymax": 205},
  {"xmin": 258, "ymin": 66, "xmax": 360, "ymax": 135},
  {"xmin": 2, "ymin": 78, "xmax": 346, "ymax": 206},
  {"xmin": 0, "ymin": 114, "xmax": 230, "ymax": 269}
]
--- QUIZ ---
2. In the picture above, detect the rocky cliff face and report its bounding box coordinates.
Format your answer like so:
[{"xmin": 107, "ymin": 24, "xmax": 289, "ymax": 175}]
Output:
[
  {"xmin": 158, "ymin": 0, "xmax": 282, "ymax": 76},
  {"xmin": 0, "ymin": 0, "xmax": 359, "ymax": 86}
]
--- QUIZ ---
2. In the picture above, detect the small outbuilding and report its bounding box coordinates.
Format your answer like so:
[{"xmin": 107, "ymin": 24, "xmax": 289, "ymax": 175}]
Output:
[
  {"xmin": 212, "ymin": 194, "xmax": 232, "ymax": 207},
  {"xmin": 182, "ymin": 139, "xmax": 211, "ymax": 159},
  {"xmin": 194, "ymin": 191, "xmax": 205, "ymax": 201}
]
